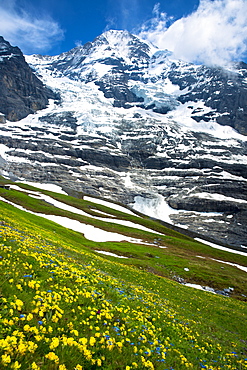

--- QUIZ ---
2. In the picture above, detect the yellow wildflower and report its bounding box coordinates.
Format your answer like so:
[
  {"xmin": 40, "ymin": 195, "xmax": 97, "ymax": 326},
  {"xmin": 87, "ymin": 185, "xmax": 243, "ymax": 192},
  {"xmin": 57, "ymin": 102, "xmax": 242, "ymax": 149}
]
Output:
[
  {"xmin": 45, "ymin": 352, "xmax": 59, "ymax": 364},
  {"xmin": 97, "ymin": 359, "xmax": 102, "ymax": 366},
  {"xmin": 17, "ymin": 341, "xmax": 27, "ymax": 355},
  {"xmin": 23, "ymin": 324, "xmax": 30, "ymax": 332},
  {"xmin": 50, "ymin": 337, "xmax": 60, "ymax": 350},
  {"xmin": 74, "ymin": 365, "xmax": 83, "ymax": 370},
  {"xmin": 2, "ymin": 354, "xmax": 11, "ymax": 366},
  {"xmin": 89, "ymin": 336, "xmax": 96, "ymax": 346},
  {"xmin": 15, "ymin": 299, "xmax": 24, "ymax": 311},
  {"xmin": 27, "ymin": 313, "xmax": 33, "ymax": 321},
  {"xmin": 11, "ymin": 361, "xmax": 21, "ymax": 369},
  {"xmin": 79, "ymin": 337, "xmax": 87, "ymax": 345},
  {"xmin": 34, "ymin": 335, "xmax": 43, "ymax": 342},
  {"xmin": 27, "ymin": 341, "xmax": 38, "ymax": 353},
  {"xmin": 31, "ymin": 363, "xmax": 40, "ymax": 370}
]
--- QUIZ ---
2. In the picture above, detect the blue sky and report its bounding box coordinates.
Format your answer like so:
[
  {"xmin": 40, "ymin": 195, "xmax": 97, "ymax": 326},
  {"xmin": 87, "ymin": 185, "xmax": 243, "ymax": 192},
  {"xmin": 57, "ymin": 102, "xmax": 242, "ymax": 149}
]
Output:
[{"xmin": 0, "ymin": 0, "xmax": 247, "ymax": 66}]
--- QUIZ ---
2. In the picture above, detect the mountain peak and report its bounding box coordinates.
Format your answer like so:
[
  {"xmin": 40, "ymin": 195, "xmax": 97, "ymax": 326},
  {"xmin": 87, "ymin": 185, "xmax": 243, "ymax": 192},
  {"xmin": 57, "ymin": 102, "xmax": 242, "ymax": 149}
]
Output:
[
  {"xmin": 91, "ymin": 29, "xmax": 154, "ymax": 61},
  {"xmin": 0, "ymin": 36, "xmax": 22, "ymax": 58},
  {"xmin": 0, "ymin": 36, "xmax": 12, "ymax": 49},
  {"xmin": 100, "ymin": 29, "xmax": 133, "ymax": 43}
]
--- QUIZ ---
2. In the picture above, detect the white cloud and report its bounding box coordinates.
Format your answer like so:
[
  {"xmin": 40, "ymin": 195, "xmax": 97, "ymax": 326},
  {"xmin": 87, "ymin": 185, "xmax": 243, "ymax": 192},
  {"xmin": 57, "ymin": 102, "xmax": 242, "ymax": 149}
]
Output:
[
  {"xmin": 0, "ymin": 1, "xmax": 64, "ymax": 54},
  {"xmin": 75, "ymin": 40, "xmax": 83, "ymax": 47},
  {"xmin": 138, "ymin": 0, "xmax": 247, "ymax": 66}
]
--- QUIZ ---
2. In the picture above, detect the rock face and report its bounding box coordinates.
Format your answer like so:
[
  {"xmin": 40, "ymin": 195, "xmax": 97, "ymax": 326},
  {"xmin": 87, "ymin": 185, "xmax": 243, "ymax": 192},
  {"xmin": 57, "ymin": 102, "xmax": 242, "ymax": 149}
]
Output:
[
  {"xmin": 168, "ymin": 63, "xmax": 247, "ymax": 136},
  {"xmin": 0, "ymin": 30, "xmax": 247, "ymax": 250},
  {"xmin": 0, "ymin": 36, "xmax": 56, "ymax": 121}
]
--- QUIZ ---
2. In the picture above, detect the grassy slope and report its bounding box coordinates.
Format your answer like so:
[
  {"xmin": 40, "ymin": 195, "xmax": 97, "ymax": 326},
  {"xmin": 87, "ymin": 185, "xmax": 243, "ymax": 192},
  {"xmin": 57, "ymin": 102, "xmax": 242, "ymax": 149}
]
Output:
[
  {"xmin": 0, "ymin": 181, "xmax": 247, "ymax": 299},
  {"xmin": 0, "ymin": 179, "xmax": 247, "ymax": 369}
]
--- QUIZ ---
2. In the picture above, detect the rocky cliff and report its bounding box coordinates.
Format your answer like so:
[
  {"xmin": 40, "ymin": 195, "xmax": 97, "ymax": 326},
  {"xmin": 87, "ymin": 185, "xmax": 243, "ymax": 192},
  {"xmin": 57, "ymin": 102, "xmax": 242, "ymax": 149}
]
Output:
[{"xmin": 0, "ymin": 36, "xmax": 56, "ymax": 121}]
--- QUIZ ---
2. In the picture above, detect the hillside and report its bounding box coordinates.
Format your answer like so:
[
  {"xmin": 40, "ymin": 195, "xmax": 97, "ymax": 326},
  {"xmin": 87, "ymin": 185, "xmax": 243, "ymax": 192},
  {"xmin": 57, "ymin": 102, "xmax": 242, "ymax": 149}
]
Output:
[{"xmin": 0, "ymin": 177, "xmax": 247, "ymax": 369}]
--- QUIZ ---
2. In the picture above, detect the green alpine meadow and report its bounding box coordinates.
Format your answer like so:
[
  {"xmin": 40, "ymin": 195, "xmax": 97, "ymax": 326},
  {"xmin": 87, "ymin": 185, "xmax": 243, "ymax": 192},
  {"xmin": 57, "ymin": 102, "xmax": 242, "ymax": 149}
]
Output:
[{"xmin": 0, "ymin": 177, "xmax": 247, "ymax": 370}]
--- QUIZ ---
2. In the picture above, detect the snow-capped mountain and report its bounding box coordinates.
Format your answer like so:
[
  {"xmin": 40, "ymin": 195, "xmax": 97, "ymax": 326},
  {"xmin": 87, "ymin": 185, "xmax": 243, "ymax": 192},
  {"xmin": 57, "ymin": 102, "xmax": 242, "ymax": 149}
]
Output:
[{"xmin": 0, "ymin": 30, "xmax": 247, "ymax": 250}]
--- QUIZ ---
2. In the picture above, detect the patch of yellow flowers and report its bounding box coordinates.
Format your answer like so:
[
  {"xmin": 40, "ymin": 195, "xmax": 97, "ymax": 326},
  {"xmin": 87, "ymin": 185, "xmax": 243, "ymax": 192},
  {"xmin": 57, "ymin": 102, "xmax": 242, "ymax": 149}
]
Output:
[{"xmin": 0, "ymin": 212, "xmax": 246, "ymax": 370}]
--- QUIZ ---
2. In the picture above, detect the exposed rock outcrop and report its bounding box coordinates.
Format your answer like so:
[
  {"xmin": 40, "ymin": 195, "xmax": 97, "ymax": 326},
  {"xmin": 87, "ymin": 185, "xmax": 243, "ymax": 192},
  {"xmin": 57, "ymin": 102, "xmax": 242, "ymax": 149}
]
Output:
[{"xmin": 0, "ymin": 36, "xmax": 56, "ymax": 121}]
